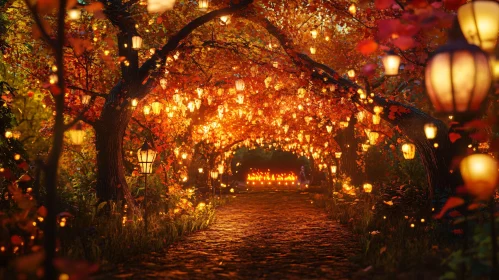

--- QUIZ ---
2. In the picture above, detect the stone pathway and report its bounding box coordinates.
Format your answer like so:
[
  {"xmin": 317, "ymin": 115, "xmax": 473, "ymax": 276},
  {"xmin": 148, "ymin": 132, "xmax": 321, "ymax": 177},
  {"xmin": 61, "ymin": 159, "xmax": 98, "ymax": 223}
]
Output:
[{"xmin": 98, "ymin": 191, "xmax": 360, "ymax": 279}]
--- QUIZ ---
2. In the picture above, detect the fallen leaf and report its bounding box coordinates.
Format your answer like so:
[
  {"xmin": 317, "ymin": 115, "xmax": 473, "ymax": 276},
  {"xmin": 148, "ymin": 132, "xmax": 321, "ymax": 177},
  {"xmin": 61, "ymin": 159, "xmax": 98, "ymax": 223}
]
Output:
[{"xmin": 434, "ymin": 197, "xmax": 465, "ymax": 219}]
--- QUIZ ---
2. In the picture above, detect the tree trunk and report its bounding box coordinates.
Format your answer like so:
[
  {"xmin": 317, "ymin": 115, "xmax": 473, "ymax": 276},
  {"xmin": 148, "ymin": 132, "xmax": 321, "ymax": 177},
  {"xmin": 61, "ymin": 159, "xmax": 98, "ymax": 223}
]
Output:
[
  {"xmin": 335, "ymin": 115, "xmax": 362, "ymax": 186},
  {"xmin": 94, "ymin": 105, "xmax": 136, "ymax": 210}
]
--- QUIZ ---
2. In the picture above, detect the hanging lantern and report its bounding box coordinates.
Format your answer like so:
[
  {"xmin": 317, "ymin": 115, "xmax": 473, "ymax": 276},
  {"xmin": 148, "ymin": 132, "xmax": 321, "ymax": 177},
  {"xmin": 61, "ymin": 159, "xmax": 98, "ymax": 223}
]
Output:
[
  {"xmin": 348, "ymin": 4, "xmax": 356, "ymax": 16},
  {"xmin": 347, "ymin": 69, "xmax": 355, "ymax": 79},
  {"xmin": 198, "ymin": 0, "xmax": 209, "ymax": 11},
  {"xmin": 382, "ymin": 50, "xmax": 401, "ymax": 75},
  {"xmin": 160, "ymin": 78, "xmax": 167, "ymax": 90},
  {"xmin": 220, "ymin": 15, "xmax": 230, "ymax": 25},
  {"xmin": 310, "ymin": 46, "xmax": 316, "ymax": 55},
  {"xmin": 207, "ymin": 96, "xmax": 213, "ymax": 105},
  {"xmin": 210, "ymin": 171, "xmax": 219, "ymax": 179},
  {"xmin": 368, "ymin": 131, "xmax": 379, "ymax": 145},
  {"xmin": 330, "ymin": 165, "xmax": 337, "ymax": 174},
  {"xmin": 147, "ymin": 0, "xmax": 176, "ymax": 13},
  {"xmin": 335, "ymin": 152, "xmax": 342, "ymax": 159},
  {"xmin": 137, "ymin": 141, "xmax": 157, "ymax": 174},
  {"xmin": 151, "ymin": 101, "xmax": 162, "ymax": 115},
  {"xmin": 217, "ymin": 164, "xmax": 224, "ymax": 174},
  {"xmin": 198, "ymin": 167, "xmax": 204, "ymax": 173},
  {"xmin": 460, "ymin": 154, "xmax": 498, "ymax": 199},
  {"xmin": 425, "ymin": 23, "xmax": 492, "ymax": 118},
  {"xmin": 196, "ymin": 88, "xmax": 204, "ymax": 98},
  {"xmin": 131, "ymin": 98, "xmax": 138, "ymax": 109},
  {"xmin": 363, "ymin": 183, "xmax": 373, "ymax": 193},
  {"xmin": 340, "ymin": 121, "xmax": 349, "ymax": 128},
  {"xmin": 143, "ymin": 105, "xmax": 151, "ymax": 115},
  {"xmin": 424, "ymin": 123, "xmax": 437, "ymax": 139},
  {"xmin": 195, "ymin": 99, "xmax": 202, "ymax": 109},
  {"xmin": 372, "ymin": 114, "xmax": 381, "ymax": 125},
  {"xmin": 326, "ymin": 125, "xmax": 333, "ymax": 133},
  {"xmin": 235, "ymin": 79, "xmax": 245, "ymax": 91},
  {"xmin": 283, "ymin": 125, "xmax": 289, "ymax": 134},
  {"xmin": 373, "ymin": 106, "xmax": 383, "ymax": 114},
  {"xmin": 361, "ymin": 143, "xmax": 370, "ymax": 152},
  {"xmin": 401, "ymin": 143, "xmax": 416, "ymax": 160},
  {"xmin": 457, "ymin": 1, "xmax": 499, "ymax": 53},
  {"xmin": 188, "ymin": 101, "xmax": 195, "ymax": 113},
  {"xmin": 81, "ymin": 94, "xmax": 91, "ymax": 105},
  {"xmin": 357, "ymin": 111, "xmax": 365, "ymax": 122},
  {"xmin": 4, "ymin": 130, "xmax": 12, "ymax": 138},
  {"xmin": 310, "ymin": 29, "xmax": 318, "ymax": 39},
  {"xmin": 132, "ymin": 36, "xmax": 143, "ymax": 50},
  {"xmin": 68, "ymin": 8, "xmax": 81, "ymax": 20},
  {"xmin": 236, "ymin": 93, "xmax": 244, "ymax": 104},
  {"xmin": 68, "ymin": 123, "xmax": 85, "ymax": 146},
  {"xmin": 181, "ymin": 153, "xmax": 188, "ymax": 159}
]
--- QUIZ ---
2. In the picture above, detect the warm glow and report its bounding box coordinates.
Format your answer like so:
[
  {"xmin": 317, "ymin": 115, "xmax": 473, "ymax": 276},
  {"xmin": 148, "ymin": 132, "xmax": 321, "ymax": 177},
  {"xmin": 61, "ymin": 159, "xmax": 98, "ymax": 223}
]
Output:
[
  {"xmin": 363, "ymin": 183, "xmax": 373, "ymax": 193},
  {"xmin": 81, "ymin": 94, "xmax": 91, "ymax": 105},
  {"xmin": 424, "ymin": 123, "xmax": 437, "ymax": 139},
  {"xmin": 310, "ymin": 46, "xmax": 316, "ymax": 55},
  {"xmin": 348, "ymin": 4, "xmax": 356, "ymax": 16},
  {"xmin": 210, "ymin": 171, "xmax": 219, "ymax": 179},
  {"xmin": 131, "ymin": 98, "xmax": 138, "ymax": 108},
  {"xmin": 198, "ymin": 0, "xmax": 209, "ymax": 11},
  {"xmin": 460, "ymin": 154, "xmax": 498, "ymax": 199},
  {"xmin": 347, "ymin": 69, "xmax": 355, "ymax": 78},
  {"xmin": 372, "ymin": 114, "xmax": 381, "ymax": 125},
  {"xmin": 246, "ymin": 170, "xmax": 297, "ymax": 183},
  {"xmin": 330, "ymin": 165, "xmax": 337, "ymax": 174},
  {"xmin": 310, "ymin": 29, "xmax": 318, "ymax": 39},
  {"xmin": 143, "ymin": 105, "xmax": 151, "ymax": 115},
  {"xmin": 137, "ymin": 142, "xmax": 157, "ymax": 174},
  {"xmin": 151, "ymin": 101, "xmax": 162, "ymax": 115},
  {"xmin": 67, "ymin": 8, "xmax": 81, "ymax": 20},
  {"xmin": 401, "ymin": 143, "xmax": 416, "ymax": 160},
  {"xmin": 335, "ymin": 152, "xmax": 342, "ymax": 159},
  {"xmin": 368, "ymin": 131, "xmax": 379, "ymax": 145},
  {"xmin": 68, "ymin": 123, "xmax": 85, "ymax": 146},
  {"xmin": 382, "ymin": 51, "xmax": 401, "ymax": 76},
  {"xmin": 235, "ymin": 79, "xmax": 245, "ymax": 91},
  {"xmin": 132, "ymin": 36, "xmax": 143, "ymax": 50},
  {"xmin": 458, "ymin": 1, "xmax": 499, "ymax": 53}
]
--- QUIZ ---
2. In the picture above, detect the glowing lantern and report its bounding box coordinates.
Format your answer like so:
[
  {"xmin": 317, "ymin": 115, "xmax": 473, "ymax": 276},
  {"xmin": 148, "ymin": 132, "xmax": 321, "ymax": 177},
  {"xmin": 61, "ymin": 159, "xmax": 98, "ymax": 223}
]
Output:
[
  {"xmin": 14, "ymin": 154, "xmax": 21, "ymax": 160},
  {"xmin": 132, "ymin": 36, "xmax": 143, "ymax": 50},
  {"xmin": 143, "ymin": 105, "xmax": 151, "ymax": 115},
  {"xmin": 220, "ymin": 15, "xmax": 230, "ymax": 25},
  {"xmin": 217, "ymin": 164, "xmax": 224, "ymax": 174},
  {"xmin": 310, "ymin": 29, "xmax": 318, "ymax": 39},
  {"xmin": 12, "ymin": 131, "xmax": 21, "ymax": 140},
  {"xmin": 305, "ymin": 134, "xmax": 311, "ymax": 143},
  {"xmin": 137, "ymin": 141, "xmax": 157, "ymax": 174},
  {"xmin": 131, "ymin": 98, "xmax": 138, "ymax": 109},
  {"xmin": 363, "ymin": 183, "xmax": 373, "ymax": 193},
  {"xmin": 68, "ymin": 8, "xmax": 81, "ymax": 20},
  {"xmin": 347, "ymin": 69, "xmax": 355, "ymax": 78},
  {"xmin": 188, "ymin": 102, "xmax": 195, "ymax": 113},
  {"xmin": 460, "ymin": 154, "xmax": 498, "ymax": 199},
  {"xmin": 235, "ymin": 79, "xmax": 245, "ymax": 91},
  {"xmin": 330, "ymin": 165, "xmax": 337, "ymax": 174},
  {"xmin": 335, "ymin": 152, "xmax": 342, "ymax": 159},
  {"xmin": 348, "ymin": 4, "xmax": 356, "ymax": 16},
  {"xmin": 81, "ymin": 94, "xmax": 91, "ymax": 105},
  {"xmin": 361, "ymin": 143, "xmax": 370, "ymax": 152},
  {"xmin": 195, "ymin": 99, "xmax": 202, "ymax": 110},
  {"xmin": 382, "ymin": 50, "xmax": 401, "ymax": 75},
  {"xmin": 196, "ymin": 88, "xmax": 204, "ymax": 98},
  {"xmin": 310, "ymin": 47, "xmax": 316, "ymax": 55},
  {"xmin": 4, "ymin": 130, "xmax": 12, "ymax": 138},
  {"xmin": 401, "ymin": 143, "xmax": 416, "ymax": 160},
  {"xmin": 373, "ymin": 106, "xmax": 383, "ymax": 114},
  {"xmin": 340, "ymin": 121, "xmax": 349, "ymax": 128},
  {"xmin": 160, "ymin": 78, "xmax": 167, "ymax": 90},
  {"xmin": 368, "ymin": 131, "xmax": 379, "ymax": 145},
  {"xmin": 147, "ymin": 0, "xmax": 176, "ymax": 13},
  {"xmin": 68, "ymin": 123, "xmax": 85, "ymax": 146},
  {"xmin": 151, "ymin": 101, "xmax": 162, "ymax": 115},
  {"xmin": 457, "ymin": 1, "xmax": 499, "ymax": 53},
  {"xmin": 326, "ymin": 125, "xmax": 333, "ymax": 133},
  {"xmin": 424, "ymin": 123, "xmax": 437, "ymax": 139},
  {"xmin": 236, "ymin": 93, "xmax": 244, "ymax": 104},
  {"xmin": 198, "ymin": 168, "xmax": 204, "ymax": 173},
  {"xmin": 425, "ymin": 27, "xmax": 492, "ymax": 117},
  {"xmin": 198, "ymin": 0, "xmax": 209, "ymax": 11},
  {"xmin": 372, "ymin": 114, "xmax": 381, "ymax": 125},
  {"xmin": 181, "ymin": 153, "xmax": 187, "ymax": 160},
  {"xmin": 210, "ymin": 171, "xmax": 219, "ymax": 179}
]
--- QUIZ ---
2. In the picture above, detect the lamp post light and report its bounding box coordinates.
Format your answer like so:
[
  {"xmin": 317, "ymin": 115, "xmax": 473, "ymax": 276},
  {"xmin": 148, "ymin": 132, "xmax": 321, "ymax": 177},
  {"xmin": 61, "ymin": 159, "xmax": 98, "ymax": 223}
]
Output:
[
  {"xmin": 137, "ymin": 141, "xmax": 157, "ymax": 233},
  {"xmin": 68, "ymin": 123, "xmax": 85, "ymax": 146}
]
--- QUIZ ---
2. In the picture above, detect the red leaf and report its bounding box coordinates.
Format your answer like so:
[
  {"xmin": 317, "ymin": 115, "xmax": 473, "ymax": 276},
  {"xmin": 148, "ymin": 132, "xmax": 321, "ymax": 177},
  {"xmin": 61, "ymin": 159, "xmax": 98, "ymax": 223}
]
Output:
[
  {"xmin": 356, "ymin": 39, "xmax": 378, "ymax": 55},
  {"xmin": 448, "ymin": 132, "xmax": 461, "ymax": 143},
  {"xmin": 393, "ymin": 36, "xmax": 415, "ymax": 50},
  {"xmin": 11, "ymin": 235, "xmax": 23, "ymax": 245},
  {"xmin": 362, "ymin": 63, "xmax": 377, "ymax": 76},
  {"xmin": 375, "ymin": 0, "xmax": 395, "ymax": 10},
  {"xmin": 434, "ymin": 197, "xmax": 465, "ymax": 219},
  {"xmin": 38, "ymin": 206, "xmax": 48, "ymax": 217},
  {"xmin": 443, "ymin": 0, "xmax": 467, "ymax": 11},
  {"xmin": 377, "ymin": 19, "xmax": 400, "ymax": 40}
]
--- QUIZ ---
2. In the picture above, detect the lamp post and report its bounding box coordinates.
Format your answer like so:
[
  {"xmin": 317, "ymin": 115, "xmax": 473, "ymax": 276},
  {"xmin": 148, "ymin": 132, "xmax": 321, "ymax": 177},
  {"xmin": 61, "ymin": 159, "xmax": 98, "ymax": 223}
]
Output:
[
  {"xmin": 137, "ymin": 141, "xmax": 157, "ymax": 233},
  {"xmin": 210, "ymin": 171, "xmax": 219, "ymax": 197}
]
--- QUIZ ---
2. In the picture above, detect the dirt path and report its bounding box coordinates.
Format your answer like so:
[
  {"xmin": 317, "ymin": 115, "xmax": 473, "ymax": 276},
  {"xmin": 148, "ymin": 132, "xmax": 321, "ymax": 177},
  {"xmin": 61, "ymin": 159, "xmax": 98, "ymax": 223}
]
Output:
[{"xmin": 98, "ymin": 191, "xmax": 360, "ymax": 279}]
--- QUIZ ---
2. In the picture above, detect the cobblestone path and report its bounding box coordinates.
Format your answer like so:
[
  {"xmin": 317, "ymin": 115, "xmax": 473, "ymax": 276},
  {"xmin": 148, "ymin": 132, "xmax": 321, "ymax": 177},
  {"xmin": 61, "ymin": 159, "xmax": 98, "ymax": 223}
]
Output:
[{"xmin": 100, "ymin": 191, "xmax": 360, "ymax": 279}]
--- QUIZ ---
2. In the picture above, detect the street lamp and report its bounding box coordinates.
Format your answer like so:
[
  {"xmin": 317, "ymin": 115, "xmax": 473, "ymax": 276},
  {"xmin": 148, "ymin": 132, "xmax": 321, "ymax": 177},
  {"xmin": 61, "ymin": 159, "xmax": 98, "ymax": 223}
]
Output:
[
  {"xmin": 425, "ymin": 22, "xmax": 492, "ymax": 120},
  {"xmin": 457, "ymin": 0, "xmax": 499, "ymax": 53},
  {"xmin": 137, "ymin": 141, "xmax": 157, "ymax": 232},
  {"xmin": 132, "ymin": 36, "xmax": 143, "ymax": 50},
  {"xmin": 68, "ymin": 123, "xmax": 85, "ymax": 146}
]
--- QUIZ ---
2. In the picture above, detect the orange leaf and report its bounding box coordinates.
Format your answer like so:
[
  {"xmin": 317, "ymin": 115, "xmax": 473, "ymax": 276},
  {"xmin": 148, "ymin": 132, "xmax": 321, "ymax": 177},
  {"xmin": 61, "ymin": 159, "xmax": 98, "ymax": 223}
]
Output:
[
  {"xmin": 393, "ymin": 36, "xmax": 415, "ymax": 50},
  {"xmin": 448, "ymin": 132, "xmax": 461, "ymax": 143},
  {"xmin": 434, "ymin": 197, "xmax": 465, "ymax": 219},
  {"xmin": 38, "ymin": 206, "xmax": 48, "ymax": 217},
  {"xmin": 356, "ymin": 39, "xmax": 378, "ymax": 56}
]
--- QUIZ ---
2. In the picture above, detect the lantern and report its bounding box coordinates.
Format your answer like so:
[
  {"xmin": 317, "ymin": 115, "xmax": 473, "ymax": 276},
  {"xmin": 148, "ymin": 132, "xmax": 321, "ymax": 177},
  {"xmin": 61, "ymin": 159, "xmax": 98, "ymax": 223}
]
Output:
[
  {"xmin": 12, "ymin": 131, "xmax": 21, "ymax": 140},
  {"xmin": 326, "ymin": 125, "xmax": 333, "ymax": 133},
  {"xmin": 373, "ymin": 106, "xmax": 383, "ymax": 114},
  {"xmin": 198, "ymin": 0, "xmax": 209, "ymax": 11},
  {"xmin": 347, "ymin": 69, "xmax": 355, "ymax": 79},
  {"xmin": 368, "ymin": 131, "xmax": 379, "ymax": 145},
  {"xmin": 425, "ymin": 24, "xmax": 492, "ymax": 118},
  {"xmin": 68, "ymin": 8, "xmax": 81, "ymax": 20},
  {"xmin": 147, "ymin": 0, "xmax": 176, "ymax": 13},
  {"xmin": 335, "ymin": 152, "xmax": 342, "ymax": 159},
  {"xmin": 310, "ymin": 29, "xmax": 318, "ymax": 39},
  {"xmin": 382, "ymin": 50, "xmax": 401, "ymax": 75},
  {"xmin": 460, "ymin": 154, "xmax": 498, "ymax": 199},
  {"xmin": 131, "ymin": 98, "xmax": 138, "ymax": 109},
  {"xmin": 357, "ymin": 111, "xmax": 365, "ymax": 122},
  {"xmin": 236, "ymin": 93, "xmax": 244, "ymax": 104},
  {"xmin": 348, "ymin": 4, "xmax": 356, "ymax": 16},
  {"xmin": 361, "ymin": 143, "xmax": 370, "ymax": 152},
  {"xmin": 196, "ymin": 88, "xmax": 204, "ymax": 98},
  {"xmin": 235, "ymin": 79, "xmax": 245, "ymax": 91},
  {"xmin": 424, "ymin": 123, "xmax": 437, "ymax": 139},
  {"xmin": 181, "ymin": 153, "xmax": 187, "ymax": 159},
  {"xmin": 68, "ymin": 123, "xmax": 85, "ymax": 146},
  {"xmin": 132, "ymin": 36, "xmax": 143, "ymax": 50},
  {"xmin": 401, "ymin": 143, "xmax": 416, "ymax": 160},
  {"xmin": 195, "ymin": 99, "xmax": 202, "ymax": 109},
  {"xmin": 457, "ymin": 1, "xmax": 499, "ymax": 53},
  {"xmin": 198, "ymin": 168, "xmax": 204, "ymax": 173},
  {"xmin": 143, "ymin": 105, "xmax": 151, "ymax": 115},
  {"xmin": 330, "ymin": 165, "xmax": 337, "ymax": 174},
  {"xmin": 372, "ymin": 114, "xmax": 381, "ymax": 125},
  {"xmin": 210, "ymin": 171, "xmax": 219, "ymax": 179},
  {"xmin": 217, "ymin": 164, "xmax": 224, "ymax": 174},
  {"xmin": 81, "ymin": 94, "xmax": 91, "ymax": 105},
  {"xmin": 305, "ymin": 134, "xmax": 311, "ymax": 143},
  {"xmin": 4, "ymin": 130, "xmax": 12, "ymax": 138},
  {"xmin": 137, "ymin": 141, "xmax": 157, "ymax": 174},
  {"xmin": 363, "ymin": 183, "xmax": 373, "ymax": 193},
  {"xmin": 220, "ymin": 15, "xmax": 230, "ymax": 25},
  {"xmin": 151, "ymin": 101, "xmax": 162, "ymax": 115},
  {"xmin": 310, "ymin": 47, "xmax": 316, "ymax": 55}
]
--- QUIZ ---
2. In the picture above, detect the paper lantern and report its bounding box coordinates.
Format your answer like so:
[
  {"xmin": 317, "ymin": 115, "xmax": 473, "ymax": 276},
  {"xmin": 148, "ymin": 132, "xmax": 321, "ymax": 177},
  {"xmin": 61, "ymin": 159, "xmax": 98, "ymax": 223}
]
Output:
[
  {"xmin": 68, "ymin": 8, "xmax": 81, "ymax": 20},
  {"xmin": 198, "ymin": 0, "xmax": 209, "ymax": 11},
  {"xmin": 457, "ymin": 1, "xmax": 499, "ymax": 53},
  {"xmin": 151, "ymin": 101, "xmax": 162, "ymax": 115},
  {"xmin": 335, "ymin": 152, "xmax": 342, "ymax": 159},
  {"xmin": 368, "ymin": 131, "xmax": 379, "ymax": 145},
  {"xmin": 401, "ymin": 143, "xmax": 416, "ymax": 159},
  {"xmin": 132, "ymin": 36, "xmax": 143, "ymax": 50},
  {"xmin": 235, "ymin": 79, "xmax": 245, "ymax": 91},
  {"xmin": 424, "ymin": 123, "xmax": 437, "ymax": 139},
  {"xmin": 363, "ymin": 183, "xmax": 373, "ymax": 193},
  {"xmin": 330, "ymin": 165, "xmax": 337, "ymax": 174},
  {"xmin": 460, "ymin": 154, "xmax": 498, "ymax": 199},
  {"xmin": 68, "ymin": 123, "xmax": 85, "ymax": 146},
  {"xmin": 382, "ymin": 50, "xmax": 401, "ymax": 76},
  {"xmin": 147, "ymin": 0, "xmax": 176, "ymax": 13},
  {"xmin": 372, "ymin": 114, "xmax": 381, "ymax": 125}
]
